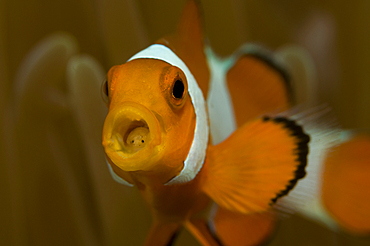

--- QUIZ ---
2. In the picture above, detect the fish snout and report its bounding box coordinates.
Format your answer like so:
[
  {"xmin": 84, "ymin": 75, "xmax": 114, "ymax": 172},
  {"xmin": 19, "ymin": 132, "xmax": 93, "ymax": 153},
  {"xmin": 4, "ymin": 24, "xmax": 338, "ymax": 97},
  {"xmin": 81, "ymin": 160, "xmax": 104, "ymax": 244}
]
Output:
[{"xmin": 102, "ymin": 102, "xmax": 162, "ymax": 171}]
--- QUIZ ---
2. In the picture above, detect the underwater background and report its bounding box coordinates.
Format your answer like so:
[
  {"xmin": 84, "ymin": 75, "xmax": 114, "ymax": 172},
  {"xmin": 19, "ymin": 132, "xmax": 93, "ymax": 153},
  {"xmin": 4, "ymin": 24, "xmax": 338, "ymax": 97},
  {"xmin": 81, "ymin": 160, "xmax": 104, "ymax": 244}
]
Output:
[{"xmin": 0, "ymin": 0, "xmax": 369, "ymax": 245}]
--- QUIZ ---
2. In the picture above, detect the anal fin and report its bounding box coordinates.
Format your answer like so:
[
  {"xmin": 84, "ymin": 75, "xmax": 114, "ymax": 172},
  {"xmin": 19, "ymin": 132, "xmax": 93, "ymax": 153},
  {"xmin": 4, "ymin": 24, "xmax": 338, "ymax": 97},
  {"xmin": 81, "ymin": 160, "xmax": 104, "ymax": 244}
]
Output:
[
  {"xmin": 212, "ymin": 206, "xmax": 276, "ymax": 246},
  {"xmin": 185, "ymin": 218, "xmax": 223, "ymax": 246}
]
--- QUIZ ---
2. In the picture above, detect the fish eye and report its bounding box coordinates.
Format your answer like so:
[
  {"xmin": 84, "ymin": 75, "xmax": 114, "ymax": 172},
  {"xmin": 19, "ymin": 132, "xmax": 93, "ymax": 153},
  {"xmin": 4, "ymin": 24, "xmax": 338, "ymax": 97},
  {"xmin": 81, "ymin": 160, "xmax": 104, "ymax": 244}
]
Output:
[
  {"xmin": 161, "ymin": 65, "xmax": 188, "ymax": 108},
  {"xmin": 169, "ymin": 74, "xmax": 187, "ymax": 108},
  {"xmin": 101, "ymin": 78, "xmax": 109, "ymax": 106},
  {"xmin": 172, "ymin": 78, "xmax": 185, "ymax": 99}
]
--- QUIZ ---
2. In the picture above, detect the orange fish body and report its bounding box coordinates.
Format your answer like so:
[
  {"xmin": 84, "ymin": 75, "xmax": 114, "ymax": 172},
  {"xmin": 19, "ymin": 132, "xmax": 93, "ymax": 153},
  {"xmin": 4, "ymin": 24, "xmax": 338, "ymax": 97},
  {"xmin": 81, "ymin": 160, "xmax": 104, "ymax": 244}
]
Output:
[
  {"xmin": 102, "ymin": 1, "xmax": 312, "ymax": 245},
  {"xmin": 102, "ymin": 56, "xmax": 212, "ymax": 242}
]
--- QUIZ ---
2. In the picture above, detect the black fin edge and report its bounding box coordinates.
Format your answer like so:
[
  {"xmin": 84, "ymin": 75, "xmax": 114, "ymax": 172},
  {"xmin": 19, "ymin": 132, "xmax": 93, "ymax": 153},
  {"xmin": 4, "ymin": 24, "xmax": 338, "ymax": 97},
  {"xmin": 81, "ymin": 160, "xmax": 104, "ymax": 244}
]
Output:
[
  {"xmin": 262, "ymin": 116, "xmax": 310, "ymax": 204},
  {"xmin": 206, "ymin": 221, "xmax": 225, "ymax": 246},
  {"xmin": 166, "ymin": 229, "xmax": 181, "ymax": 246}
]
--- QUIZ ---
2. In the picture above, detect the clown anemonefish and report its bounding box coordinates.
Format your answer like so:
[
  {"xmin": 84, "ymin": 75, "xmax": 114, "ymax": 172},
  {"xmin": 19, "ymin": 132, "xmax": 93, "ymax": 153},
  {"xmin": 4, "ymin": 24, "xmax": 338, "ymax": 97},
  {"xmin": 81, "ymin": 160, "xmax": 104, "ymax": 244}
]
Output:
[{"xmin": 100, "ymin": 1, "xmax": 370, "ymax": 245}]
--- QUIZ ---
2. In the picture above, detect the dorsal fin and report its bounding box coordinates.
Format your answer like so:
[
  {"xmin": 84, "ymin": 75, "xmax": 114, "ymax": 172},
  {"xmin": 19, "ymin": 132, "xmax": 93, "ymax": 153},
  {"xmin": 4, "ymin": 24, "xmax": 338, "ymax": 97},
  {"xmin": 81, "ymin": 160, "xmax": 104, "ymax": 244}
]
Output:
[
  {"xmin": 227, "ymin": 49, "xmax": 291, "ymax": 127},
  {"xmin": 157, "ymin": 0, "xmax": 209, "ymax": 96}
]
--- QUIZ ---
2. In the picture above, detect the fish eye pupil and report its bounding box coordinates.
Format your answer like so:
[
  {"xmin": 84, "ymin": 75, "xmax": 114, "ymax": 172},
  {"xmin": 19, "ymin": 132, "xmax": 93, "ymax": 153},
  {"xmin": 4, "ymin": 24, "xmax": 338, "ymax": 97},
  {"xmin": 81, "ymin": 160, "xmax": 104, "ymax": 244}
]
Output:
[
  {"xmin": 172, "ymin": 79, "xmax": 184, "ymax": 99},
  {"xmin": 103, "ymin": 80, "xmax": 109, "ymax": 96},
  {"xmin": 101, "ymin": 79, "xmax": 110, "ymax": 106}
]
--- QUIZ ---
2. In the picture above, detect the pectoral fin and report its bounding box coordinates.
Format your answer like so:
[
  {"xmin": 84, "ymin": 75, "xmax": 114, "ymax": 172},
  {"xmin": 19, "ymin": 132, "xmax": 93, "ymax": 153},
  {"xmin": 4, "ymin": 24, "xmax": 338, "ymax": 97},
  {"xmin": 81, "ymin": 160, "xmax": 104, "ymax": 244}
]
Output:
[{"xmin": 202, "ymin": 116, "xmax": 309, "ymax": 214}]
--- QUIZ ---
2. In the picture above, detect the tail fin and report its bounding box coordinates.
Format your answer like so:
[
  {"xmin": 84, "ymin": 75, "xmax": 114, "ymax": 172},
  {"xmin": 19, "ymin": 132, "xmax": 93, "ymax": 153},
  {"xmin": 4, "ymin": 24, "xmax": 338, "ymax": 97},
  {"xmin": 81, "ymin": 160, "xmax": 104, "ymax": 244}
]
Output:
[
  {"xmin": 321, "ymin": 134, "xmax": 370, "ymax": 235},
  {"xmin": 202, "ymin": 116, "xmax": 309, "ymax": 214}
]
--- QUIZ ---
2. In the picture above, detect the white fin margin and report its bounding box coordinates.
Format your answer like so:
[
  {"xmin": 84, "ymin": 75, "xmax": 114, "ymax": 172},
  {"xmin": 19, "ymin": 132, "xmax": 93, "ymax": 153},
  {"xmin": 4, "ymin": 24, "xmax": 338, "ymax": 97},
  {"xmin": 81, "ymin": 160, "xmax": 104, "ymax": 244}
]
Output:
[
  {"xmin": 106, "ymin": 159, "xmax": 134, "ymax": 187},
  {"xmin": 275, "ymin": 107, "xmax": 341, "ymax": 216},
  {"xmin": 128, "ymin": 44, "xmax": 209, "ymax": 184}
]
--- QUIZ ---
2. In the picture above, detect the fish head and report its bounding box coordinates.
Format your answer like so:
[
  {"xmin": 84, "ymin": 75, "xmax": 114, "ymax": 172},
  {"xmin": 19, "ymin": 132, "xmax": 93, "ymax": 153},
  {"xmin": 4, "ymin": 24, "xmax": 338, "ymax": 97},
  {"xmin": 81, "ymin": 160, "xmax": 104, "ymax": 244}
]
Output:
[
  {"xmin": 102, "ymin": 58, "xmax": 196, "ymax": 184},
  {"xmin": 102, "ymin": 0, "xmax": 210, "ymax": 185}
]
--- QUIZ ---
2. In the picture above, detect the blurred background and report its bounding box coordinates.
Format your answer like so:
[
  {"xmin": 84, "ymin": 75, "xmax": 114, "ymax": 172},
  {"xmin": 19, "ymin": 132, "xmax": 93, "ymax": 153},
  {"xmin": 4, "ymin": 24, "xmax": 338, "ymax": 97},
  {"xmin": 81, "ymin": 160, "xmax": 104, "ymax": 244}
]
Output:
[{"xmin": 0, "ymin": 0, "xmax": 369, "ymax": 245}]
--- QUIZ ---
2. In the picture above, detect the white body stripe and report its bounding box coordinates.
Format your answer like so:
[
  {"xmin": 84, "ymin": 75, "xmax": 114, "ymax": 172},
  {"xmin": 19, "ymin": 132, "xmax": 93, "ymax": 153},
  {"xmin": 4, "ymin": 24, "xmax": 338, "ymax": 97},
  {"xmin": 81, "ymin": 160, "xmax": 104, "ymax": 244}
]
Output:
[
  {"xmin": 205, "ymin": 48, "xmax": 237, "ymax": 145},
  {"xmin": 128, "ymin": 44, "xmax": 209, "ymax": 184}
]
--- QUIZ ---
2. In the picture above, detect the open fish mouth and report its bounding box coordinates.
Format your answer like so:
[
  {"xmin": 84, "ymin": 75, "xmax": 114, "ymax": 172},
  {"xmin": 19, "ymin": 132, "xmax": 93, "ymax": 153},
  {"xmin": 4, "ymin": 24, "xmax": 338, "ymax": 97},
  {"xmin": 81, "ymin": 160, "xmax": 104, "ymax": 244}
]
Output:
[
  {"xmin": 111, "ymin": 118, "xmax": 149, "ymax": 154},
  {"xmin": 102, "ymin": 101, "xmax": 162, "ymax": 171},
  {"xmin": 124, "ymin": 121, "xmax": 149, "ymax": 152}
]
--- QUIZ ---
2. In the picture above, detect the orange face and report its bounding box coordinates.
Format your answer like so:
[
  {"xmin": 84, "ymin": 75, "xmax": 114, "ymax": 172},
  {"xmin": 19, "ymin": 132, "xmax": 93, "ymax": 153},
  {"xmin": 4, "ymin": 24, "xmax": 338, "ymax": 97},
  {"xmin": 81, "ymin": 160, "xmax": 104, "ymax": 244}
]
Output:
[{"xmin": 102, "ymin": 58, "xmax": 196, "ymax": 184}]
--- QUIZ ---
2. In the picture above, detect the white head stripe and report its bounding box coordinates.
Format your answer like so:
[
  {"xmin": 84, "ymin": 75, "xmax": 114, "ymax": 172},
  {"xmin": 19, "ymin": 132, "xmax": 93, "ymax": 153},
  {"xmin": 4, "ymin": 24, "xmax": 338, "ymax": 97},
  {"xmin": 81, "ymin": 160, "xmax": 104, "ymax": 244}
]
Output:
[{"xmin": 128, "ymin": 44, "xmax": 209, "ymax": 184}]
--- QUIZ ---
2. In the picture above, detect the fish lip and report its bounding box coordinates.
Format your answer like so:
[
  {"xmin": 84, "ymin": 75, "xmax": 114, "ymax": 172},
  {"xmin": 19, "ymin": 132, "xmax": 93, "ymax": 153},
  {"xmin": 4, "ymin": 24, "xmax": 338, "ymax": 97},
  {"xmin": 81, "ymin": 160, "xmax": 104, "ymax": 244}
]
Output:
[{"xmin": 102, "ymin": 101, "xmax": 163, "ymax": 171}]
